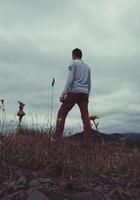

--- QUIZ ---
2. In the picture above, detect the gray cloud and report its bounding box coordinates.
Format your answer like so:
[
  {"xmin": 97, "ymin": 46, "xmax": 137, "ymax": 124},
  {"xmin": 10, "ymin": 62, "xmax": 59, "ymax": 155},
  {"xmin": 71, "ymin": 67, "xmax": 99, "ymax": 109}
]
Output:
[{"xmin": 0, "ymin": 0, "xmax": 139, "ymax": 133}]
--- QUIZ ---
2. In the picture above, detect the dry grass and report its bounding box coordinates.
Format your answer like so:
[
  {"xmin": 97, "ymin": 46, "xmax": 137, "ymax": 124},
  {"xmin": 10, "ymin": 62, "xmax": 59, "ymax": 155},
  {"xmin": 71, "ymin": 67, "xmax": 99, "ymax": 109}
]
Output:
[{"xmin": 0, "ymin": 129, "xmax": 140, "ymax": 199}]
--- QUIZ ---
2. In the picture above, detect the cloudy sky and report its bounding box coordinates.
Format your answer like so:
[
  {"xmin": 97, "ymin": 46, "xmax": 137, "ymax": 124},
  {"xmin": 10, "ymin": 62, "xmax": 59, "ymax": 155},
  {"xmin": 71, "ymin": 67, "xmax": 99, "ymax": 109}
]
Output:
[{"xmin": 0, "ymin": 0, "xmax": 140, "ymax": 133}]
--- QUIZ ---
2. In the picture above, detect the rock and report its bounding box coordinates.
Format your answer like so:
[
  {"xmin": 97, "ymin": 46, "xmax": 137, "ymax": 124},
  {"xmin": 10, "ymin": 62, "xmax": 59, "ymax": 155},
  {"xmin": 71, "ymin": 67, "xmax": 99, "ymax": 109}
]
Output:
[
  {"xmin": 16, "ymin": 176, "xmax": 27, "ymax": 187},
  {"xmin": 28, "ymin": 178, "xmax": 53, "ymax": 188},
  {"xmin": 72, "ymin": 192, "xmax": 94, "ymax": 200},
  {"xmin": 72, "ymin": 191, "xmax": 111, "ymax": 200},
  {"xmin": 38, "ymin": 178, "xmax": 53, "ymax": 184},
  {"xmin": 3, "ymin": 190, "xmax": 27, "ymax": 200},
  {"xmin": 28, "ymin": 179, "xmax": 42, "ymax": 188},
  {"xmin": 26, "ymin": 190, "xmax": 51, "ymax": 200},
  {"xmin": 93, "ymin": 190, "xmax": 112, "ymax": 200}
]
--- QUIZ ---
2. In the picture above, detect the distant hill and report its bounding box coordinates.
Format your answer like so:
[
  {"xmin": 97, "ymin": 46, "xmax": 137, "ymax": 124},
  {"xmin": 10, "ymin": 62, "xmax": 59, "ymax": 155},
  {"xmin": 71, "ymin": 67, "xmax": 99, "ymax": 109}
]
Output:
[
  {"xmin": 123, "ymin": 133, "xmax": 140, "ymax": 140},
  {"xmin": 69, "ymin": 129, "xmax": 140, "ymax": 148}
]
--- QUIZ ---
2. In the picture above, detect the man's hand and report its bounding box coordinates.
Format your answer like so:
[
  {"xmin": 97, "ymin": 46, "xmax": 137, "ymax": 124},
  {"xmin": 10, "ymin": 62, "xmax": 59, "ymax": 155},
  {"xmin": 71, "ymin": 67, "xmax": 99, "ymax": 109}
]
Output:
[{"xmin": 60, "ymin": 94, "xmax": 66, "ymax": 103}]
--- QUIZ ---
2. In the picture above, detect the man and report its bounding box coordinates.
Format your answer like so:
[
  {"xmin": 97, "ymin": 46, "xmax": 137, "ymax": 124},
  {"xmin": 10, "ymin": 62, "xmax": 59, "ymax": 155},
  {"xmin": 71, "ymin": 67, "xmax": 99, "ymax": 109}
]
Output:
[{"xmin": 55, "ymin": 48, "xmax": 92, "ymax": 138}]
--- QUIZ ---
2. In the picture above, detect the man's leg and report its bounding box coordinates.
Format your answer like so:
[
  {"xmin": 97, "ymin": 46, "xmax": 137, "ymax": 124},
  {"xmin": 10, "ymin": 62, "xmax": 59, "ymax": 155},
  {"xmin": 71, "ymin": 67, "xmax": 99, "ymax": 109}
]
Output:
[
  {"xmin": 77, "ymin": 94, "xmax": 92, "ymax": 138},
  {"xmin": 55, "ymin": 93, "xmax": 76, "ymax": 138}
]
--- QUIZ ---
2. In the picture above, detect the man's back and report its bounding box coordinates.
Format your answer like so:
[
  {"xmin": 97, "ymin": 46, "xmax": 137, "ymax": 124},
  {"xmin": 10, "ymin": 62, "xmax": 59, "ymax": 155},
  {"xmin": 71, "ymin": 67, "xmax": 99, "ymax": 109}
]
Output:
[
  {"xmin": 62, "ymin": 59, "xmax": 91, "ymax": 95},
  {"xmin": 70, "ymin": 59, "xmax": 91, "ymax": 94}
]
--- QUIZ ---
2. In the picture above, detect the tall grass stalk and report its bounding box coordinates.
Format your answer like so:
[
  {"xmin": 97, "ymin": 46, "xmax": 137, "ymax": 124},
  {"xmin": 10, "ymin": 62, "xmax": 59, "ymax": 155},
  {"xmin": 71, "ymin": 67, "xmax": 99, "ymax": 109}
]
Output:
[{"xmin": 49, "ymin": 78, "xmax": 55, "ymax": 134}]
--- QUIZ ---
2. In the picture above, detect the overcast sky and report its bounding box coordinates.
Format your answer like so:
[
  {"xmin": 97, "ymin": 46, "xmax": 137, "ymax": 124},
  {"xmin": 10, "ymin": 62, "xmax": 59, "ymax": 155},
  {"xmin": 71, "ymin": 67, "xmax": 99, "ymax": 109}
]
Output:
[{"xmin": 0, "ymin": 0, "xmax": 140, "ymax": 133}]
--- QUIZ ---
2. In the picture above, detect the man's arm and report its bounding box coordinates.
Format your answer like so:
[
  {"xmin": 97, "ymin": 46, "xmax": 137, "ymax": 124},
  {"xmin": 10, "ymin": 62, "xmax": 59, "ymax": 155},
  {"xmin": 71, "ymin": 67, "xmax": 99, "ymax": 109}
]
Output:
[
  {"xmin": 62, "ymin": 65, "xmax": 75, "ymax": 95},
  {"xmin": 88, "ymin": 70, "xmax": 91, "ymax": 94},
  {"xmin": 60, "ymin": 65, "xmax": 75, "ymax": 102}
]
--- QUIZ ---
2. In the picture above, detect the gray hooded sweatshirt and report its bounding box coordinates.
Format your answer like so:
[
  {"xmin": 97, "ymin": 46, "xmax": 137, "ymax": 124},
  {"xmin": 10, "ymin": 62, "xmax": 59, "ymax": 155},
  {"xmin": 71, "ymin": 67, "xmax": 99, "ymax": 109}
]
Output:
[{"xmin": 62, "ymin": 59, "xmax": 91, "ymax": 95}]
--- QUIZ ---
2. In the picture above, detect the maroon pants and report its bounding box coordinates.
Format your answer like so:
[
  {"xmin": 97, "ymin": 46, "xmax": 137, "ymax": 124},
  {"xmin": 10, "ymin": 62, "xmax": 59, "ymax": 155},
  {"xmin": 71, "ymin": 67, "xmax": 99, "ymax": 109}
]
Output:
[{"xmin": 55, "ymin": 92, "xmax": 92, "ymax": 137}]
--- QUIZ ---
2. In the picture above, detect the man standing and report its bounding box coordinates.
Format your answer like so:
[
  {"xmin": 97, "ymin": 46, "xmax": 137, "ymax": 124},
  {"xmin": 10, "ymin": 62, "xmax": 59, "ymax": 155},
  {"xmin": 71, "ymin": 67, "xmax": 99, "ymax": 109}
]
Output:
[{"xmin": 55, "ymin": 48, "xmax": 92, "ymax": 138}]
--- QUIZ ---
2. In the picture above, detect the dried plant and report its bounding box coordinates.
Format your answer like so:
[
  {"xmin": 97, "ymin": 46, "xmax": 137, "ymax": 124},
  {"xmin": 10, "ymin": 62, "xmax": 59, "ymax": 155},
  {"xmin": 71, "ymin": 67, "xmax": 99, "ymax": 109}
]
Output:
[
  {"xmin": 0, "ymin": 98, "xmax": 6, "ymax": 136},
  {"xmin": 49, "ymin": 78, "xmax": 55, "ymax": 133},
  {"xmin": 17, "ymin": 101, "xmax": 25, "ymax": 127},
  {"xmin": 89, "ymin": 115, "xmax": 100, "ymax": 131}
]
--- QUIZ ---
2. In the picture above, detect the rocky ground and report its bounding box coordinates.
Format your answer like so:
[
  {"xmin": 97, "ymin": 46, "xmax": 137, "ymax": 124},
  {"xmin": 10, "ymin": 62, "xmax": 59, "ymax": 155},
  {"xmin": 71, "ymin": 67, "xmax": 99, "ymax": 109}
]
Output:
[{"xmin": 0, "ymin": 131, "xmax": 140, "ymax": 200}]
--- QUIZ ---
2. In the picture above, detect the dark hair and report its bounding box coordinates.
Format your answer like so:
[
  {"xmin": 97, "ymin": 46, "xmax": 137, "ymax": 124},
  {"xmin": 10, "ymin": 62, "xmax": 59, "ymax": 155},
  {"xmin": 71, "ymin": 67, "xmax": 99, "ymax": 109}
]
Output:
[{"xmin": 72, "ymin": 48, "xmax": 82, "ymax": 59}]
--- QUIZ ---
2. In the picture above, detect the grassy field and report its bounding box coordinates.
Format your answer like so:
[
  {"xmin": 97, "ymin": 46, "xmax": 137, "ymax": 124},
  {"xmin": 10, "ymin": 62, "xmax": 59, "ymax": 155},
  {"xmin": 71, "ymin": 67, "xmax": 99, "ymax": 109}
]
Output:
[{"xmin": 0, "ymin": 129, "xmax": 140, "ymax": 200}]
